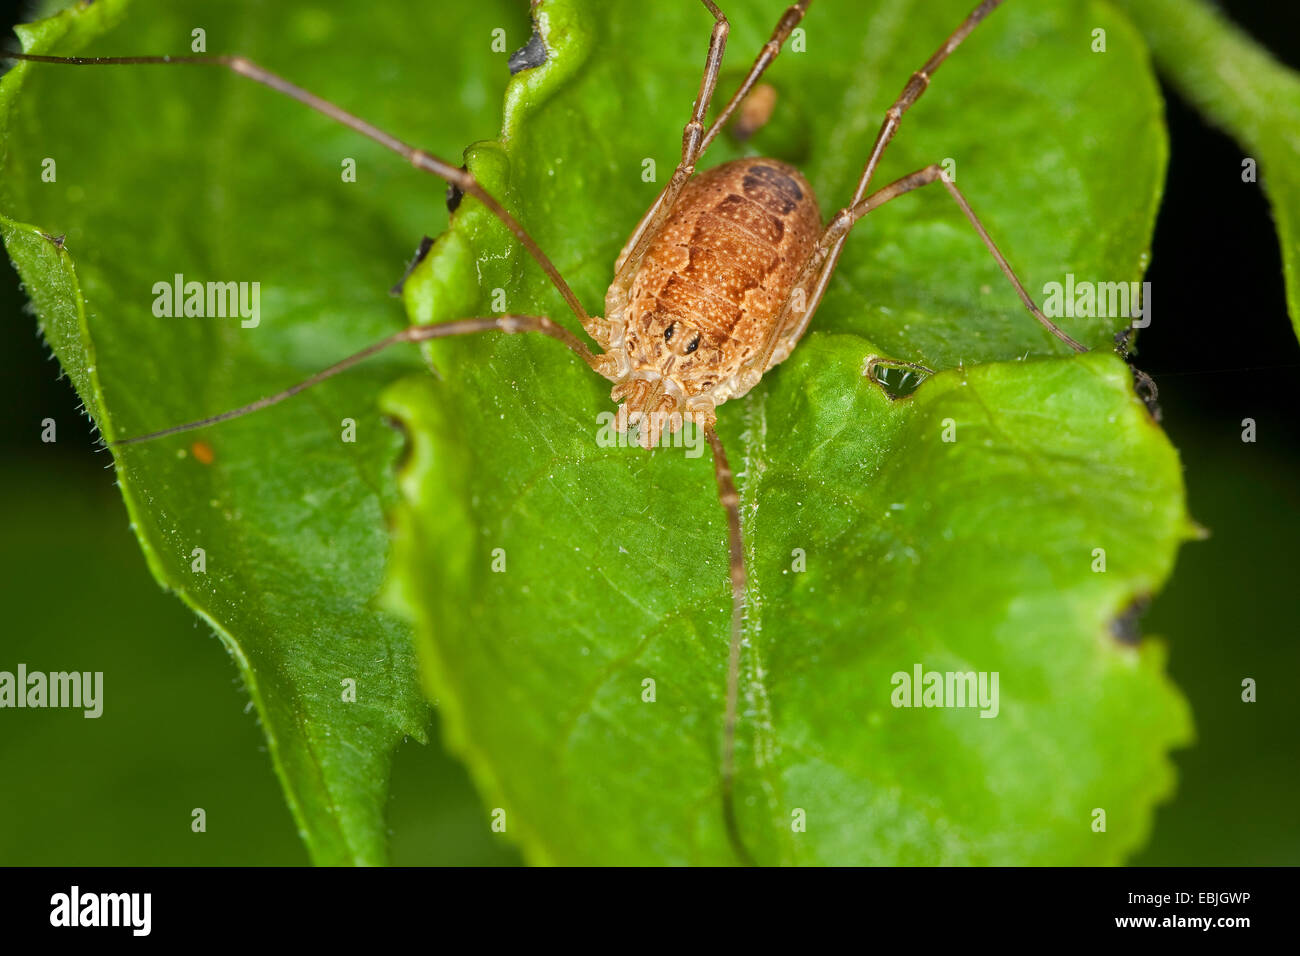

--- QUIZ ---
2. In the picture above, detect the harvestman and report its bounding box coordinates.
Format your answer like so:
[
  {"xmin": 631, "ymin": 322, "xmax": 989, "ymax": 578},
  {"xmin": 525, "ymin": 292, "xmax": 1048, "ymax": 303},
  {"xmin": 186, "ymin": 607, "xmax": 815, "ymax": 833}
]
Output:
[{"xmin": 9, "ymin": 0, "xmax": 1128, "ymax": 862}]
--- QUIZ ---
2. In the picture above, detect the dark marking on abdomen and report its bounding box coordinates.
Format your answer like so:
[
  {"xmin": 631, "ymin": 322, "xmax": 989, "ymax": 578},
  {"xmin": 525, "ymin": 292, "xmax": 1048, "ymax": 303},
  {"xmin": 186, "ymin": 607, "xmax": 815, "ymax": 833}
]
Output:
[{"xmin": 743, "ymin": 163, "xmax": 804, "ymax": 215}]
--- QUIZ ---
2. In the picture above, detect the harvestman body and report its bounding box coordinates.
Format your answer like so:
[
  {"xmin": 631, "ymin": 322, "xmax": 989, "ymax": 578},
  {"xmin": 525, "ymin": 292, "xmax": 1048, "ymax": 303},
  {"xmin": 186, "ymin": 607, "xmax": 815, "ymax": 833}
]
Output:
[{"xmin": 10, "ymin": 0, "xmax": 1115, "ymax": 863}]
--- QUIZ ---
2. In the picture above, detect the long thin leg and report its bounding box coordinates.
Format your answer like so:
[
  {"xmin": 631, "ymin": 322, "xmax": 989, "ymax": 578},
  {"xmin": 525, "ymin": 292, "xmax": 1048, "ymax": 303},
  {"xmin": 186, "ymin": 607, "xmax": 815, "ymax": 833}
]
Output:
[
  {"xmin": 746, "ymin": 161, "xmax": 1087, "ymax": 379},
  {"xmin": 854, "ymin": 0, "xmax": 1003, "ymax": 204},
  {"xmin": 111, "ymin": 310, "xmax": 764, "ymax": 867},
  {"xmin": 610, "ymin": 0, "xmax": 814, "ymax": 298},
  {"xmin": 608, "ymin": 0, "xmax": 729, "ymax": 288},
  {"xmin": 803, "ymin": 0, "xmax": 1007, "ymax": 356},
  {"xmin": 831, "ymin": 164, "xmax": 1087, "ymax": 350},
  {"xmin": 110, "ymin": 315, "xmax": 601, "ymax": 446},
  {"xmin": 696, "ymin": 1, "xmax": 812, "ymax": 156},
  {"xmin": 704, "ymin": 425, "xmax": 757, "ymax": 867},
  {"xmin": 607, "ymin": 0, "xmax": 815, "ymax": 348},
  {"xmin": 3, "ymin": 51, "xmax": 596, "ymax": 337}
]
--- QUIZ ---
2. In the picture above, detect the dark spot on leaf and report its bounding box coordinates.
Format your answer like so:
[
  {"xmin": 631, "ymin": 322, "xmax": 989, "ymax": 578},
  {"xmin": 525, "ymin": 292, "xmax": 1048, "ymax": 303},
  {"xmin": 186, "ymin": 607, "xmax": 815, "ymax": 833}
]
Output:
[
  {"xmin": 383, "ymin": 414, "xmax": 413, "ymax": 475},
  {"xmin": 508, "ymin": 29, "xmax": 548, "ymax": 75},
  {"xmin": 390, "ymin": 235, "xmax": 435, "ymax": 296},
  {"xmin": 866, "ymin": 357, "xmax": 930, "ymax": 400},
  {"xmin": 1110, "ymin": 596, "xmax": 1150, "ymax": 645},
  {"xmin": 445, "ymin": 163, "xmax": 468, "ymax": 213}
]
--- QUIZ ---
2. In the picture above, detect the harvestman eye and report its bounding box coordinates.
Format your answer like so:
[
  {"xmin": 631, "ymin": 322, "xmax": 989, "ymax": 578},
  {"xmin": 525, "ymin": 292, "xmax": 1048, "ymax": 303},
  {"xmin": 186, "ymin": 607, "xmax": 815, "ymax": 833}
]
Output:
[{"xmin": 8, "ymin": 0, "xmax": 1152, "ymax": 865}]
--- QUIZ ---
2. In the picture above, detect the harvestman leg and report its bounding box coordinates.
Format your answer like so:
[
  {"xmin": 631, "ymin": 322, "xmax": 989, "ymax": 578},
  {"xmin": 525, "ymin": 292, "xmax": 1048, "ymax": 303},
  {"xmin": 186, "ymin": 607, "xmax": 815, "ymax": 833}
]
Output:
[
  {"xmin": 701, "ymin": 427, "xmax": 756, "ymax": 866},
  {"xmin": 4, "ymin": 51, "xmax": 603, "ymax": 342},
  {"xmin": 9, "ymin": 7, "xmax": 858, "ymax": 863},
  {"xmin": 696, "ymin": 0, "xmax": 815, "ymax": 868},
  {"xmin": 110, "ymin": 316, "xmax": 603, "ymax": 446},
  {"xmin": 753, "ymin": 162, "xmax": 1089, "ymax": 380},
  {"xmin": 807, "ymin": 0, "xmax": 1006, "ymax": 328},
  {"xmin": 600, "ymin": 0, "xmax": 812, "ymax": 865},
  {"xmin": 697, "ymin": 1, "xmax": 812, "ymax": 156},
  {"xmin": 744, "ymin": 0, "xmax": 1085, "ymax": 378},
  {"xmin": 607, "ymin": 0, "xmax": 729, "ymax": 291},
  {"xmin": 609, "ymin": 1, "xmax": 811, "ymax": 295}
]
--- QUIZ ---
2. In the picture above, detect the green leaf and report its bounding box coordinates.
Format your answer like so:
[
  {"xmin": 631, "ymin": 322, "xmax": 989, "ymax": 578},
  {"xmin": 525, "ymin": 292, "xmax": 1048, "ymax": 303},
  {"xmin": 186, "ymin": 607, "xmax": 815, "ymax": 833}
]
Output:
[
  {"xmin": 385, "ymin": 0, "xmax": 1193, "ymax": 863},
  {"xmin": 1, "ymin": 0, "xmax": 531, "ymax": 864},
  {"xmin": 4, "ymin": 0, "xmax": 1193, "ymax": 865},
  {"xmin": 1112, "ymin": 0, "xmax": 1300, "ymax": 343}
]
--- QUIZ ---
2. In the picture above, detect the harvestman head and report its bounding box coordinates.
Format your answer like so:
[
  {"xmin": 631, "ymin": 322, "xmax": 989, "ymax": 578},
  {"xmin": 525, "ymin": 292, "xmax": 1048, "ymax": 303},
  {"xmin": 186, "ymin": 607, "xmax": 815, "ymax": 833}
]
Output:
[{"xmin": 8, "ymin": 0, "xmax": 1149, "ymax": 864}]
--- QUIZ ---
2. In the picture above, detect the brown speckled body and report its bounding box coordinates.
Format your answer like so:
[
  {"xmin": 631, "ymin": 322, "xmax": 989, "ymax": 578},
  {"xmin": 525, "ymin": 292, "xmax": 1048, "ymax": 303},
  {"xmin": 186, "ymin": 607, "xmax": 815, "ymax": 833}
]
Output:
[{"xmin": 605, "ymin": 158, "xmax": 820, "ymax": 443}]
